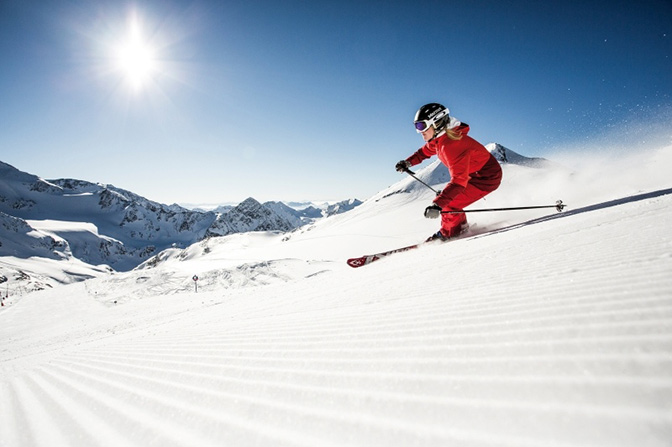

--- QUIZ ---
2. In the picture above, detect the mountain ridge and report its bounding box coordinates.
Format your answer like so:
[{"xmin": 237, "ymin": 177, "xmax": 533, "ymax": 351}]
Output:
[{"xmin": 0, "ymin": 160, "xmax": 361, "ymax": 288}]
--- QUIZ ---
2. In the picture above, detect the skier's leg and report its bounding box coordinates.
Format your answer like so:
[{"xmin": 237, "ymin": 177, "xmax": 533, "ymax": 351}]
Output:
[{"xmin": 439, "ymin": 184, "xmax": 493, "ymax": 238}]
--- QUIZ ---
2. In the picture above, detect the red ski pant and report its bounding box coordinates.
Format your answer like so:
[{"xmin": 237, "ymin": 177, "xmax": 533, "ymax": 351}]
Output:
[{"xmin": 440, "ymin": 182, "xmax": 500, "ymax": 238}]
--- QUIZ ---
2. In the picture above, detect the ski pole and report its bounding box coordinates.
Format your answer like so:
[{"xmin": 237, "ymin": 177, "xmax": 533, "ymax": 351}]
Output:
[
  {"xmin": 403, "ymin": 168, "xmax": 441, "ymax": 196},
  {"xmin": 441, "ymin": 200, "xmax": 566, "ymax": 214}
]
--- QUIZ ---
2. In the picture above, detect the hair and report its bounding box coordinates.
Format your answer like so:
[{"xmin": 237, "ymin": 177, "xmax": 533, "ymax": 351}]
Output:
[
  {"xmin": 444, "ymin": 126, "xmax": 463, "ymax": 141},
  {"xmin": 434, "ymin": 115, "xmax": 463, "ymax": 141}
]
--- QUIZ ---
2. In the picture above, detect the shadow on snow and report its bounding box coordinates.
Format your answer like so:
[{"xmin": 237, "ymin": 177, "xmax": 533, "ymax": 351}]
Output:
[{"xmin": 472, "ymin": 187, "xmax": 672, "ymax": 240}]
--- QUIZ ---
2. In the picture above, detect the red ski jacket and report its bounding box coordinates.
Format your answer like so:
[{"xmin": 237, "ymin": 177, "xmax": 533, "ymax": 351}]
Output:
[{"xmin": 405, "ymin": 124, "xmax": 502, "ymax": 209}]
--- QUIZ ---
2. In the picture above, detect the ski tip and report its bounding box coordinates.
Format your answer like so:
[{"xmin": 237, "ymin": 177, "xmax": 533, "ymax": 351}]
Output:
[{"xmin": 346, "ymin": 257, "xmax": 367, "ymax": 268}]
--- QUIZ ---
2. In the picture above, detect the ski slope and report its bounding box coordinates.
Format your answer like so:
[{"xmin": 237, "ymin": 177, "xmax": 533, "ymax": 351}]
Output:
[{"xmin": 1, "ymin": 146, "xmax": 672, "ymax": 446}]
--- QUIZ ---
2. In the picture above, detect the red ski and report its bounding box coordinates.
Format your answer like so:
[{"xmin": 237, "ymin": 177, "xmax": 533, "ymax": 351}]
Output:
[
  {"xmin": 346, "ymin": 243, "xmax": 421, "ymax": 268},
  {"xmin": 346, "ymin": 225, "xmax": 478, "ymax": 268}
]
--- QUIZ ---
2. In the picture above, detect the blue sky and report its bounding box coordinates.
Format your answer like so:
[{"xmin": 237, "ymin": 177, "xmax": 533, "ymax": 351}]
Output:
[{"xmin": 1, "ymin": 0, "xmax": 670, "ymax": 206}]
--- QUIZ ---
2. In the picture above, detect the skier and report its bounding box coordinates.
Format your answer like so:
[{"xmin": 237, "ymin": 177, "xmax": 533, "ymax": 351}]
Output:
[{"xmin": 395, "ymin": 103, "xmax": 502, "ymax": 241}]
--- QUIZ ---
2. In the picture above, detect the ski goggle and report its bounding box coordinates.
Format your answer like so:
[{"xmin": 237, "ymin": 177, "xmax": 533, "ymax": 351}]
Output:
[
  {"xmin": 414, "ymin": 120, "xmax": 433, "ymax": 133},
  {"xmin": 414, "ymin": 110, "xmax": 447, "ymax": 133}
]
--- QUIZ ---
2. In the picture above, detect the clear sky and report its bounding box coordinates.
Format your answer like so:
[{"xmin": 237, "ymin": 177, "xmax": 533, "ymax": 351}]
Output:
[{"xmin": 1, "ymin": 0, "xmax": 670, "ymax": 206}]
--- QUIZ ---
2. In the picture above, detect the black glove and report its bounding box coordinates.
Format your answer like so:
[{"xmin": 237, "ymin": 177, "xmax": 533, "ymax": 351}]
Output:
[
  {"xmin": 424, "ymin": 205, "xmax": 442, "ymax": 219},
  {"xmin": 395, "ymin": 160, "xmax": 411, "ymax": 172}
]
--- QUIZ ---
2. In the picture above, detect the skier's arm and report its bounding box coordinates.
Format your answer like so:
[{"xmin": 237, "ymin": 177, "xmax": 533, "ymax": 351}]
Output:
[{"xmin": 405, "ymin": 145, "xmax": 433, "ymax": 166}]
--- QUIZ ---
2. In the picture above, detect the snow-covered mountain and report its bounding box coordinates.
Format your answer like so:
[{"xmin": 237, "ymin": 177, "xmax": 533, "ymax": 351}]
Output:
[
  {"xmin": 324, "ymin": 198, "xmax": 364, "ymax": 217},
  {"xmin": 487, "ymin": 142, "xmax": 556, "ymax": 167},
  {"xmin": 0, "ymin": 161, "xmax": 361, "ymax": 287},
  {"xmin": 0, "ymin": 161, "xmax": 214, "ymax": 268},
  {"xmin": 205, "ymin": 197, "xmax": 301, "ymax": 237}
]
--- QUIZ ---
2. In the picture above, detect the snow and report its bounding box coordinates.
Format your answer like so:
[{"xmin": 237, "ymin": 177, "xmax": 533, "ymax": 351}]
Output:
[{"xmin": 1, "ymin": 144, "xmax": 672, "ymax": 446}]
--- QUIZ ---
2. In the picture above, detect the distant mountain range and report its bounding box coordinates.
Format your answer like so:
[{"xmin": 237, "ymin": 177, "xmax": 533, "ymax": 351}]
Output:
[{"xmin": 0, "ymin": 160, "xmax": 360, "ymax": 277}]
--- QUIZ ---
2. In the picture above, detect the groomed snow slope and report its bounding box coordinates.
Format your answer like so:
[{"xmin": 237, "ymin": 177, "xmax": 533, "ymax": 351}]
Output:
[{"xmin": 1, "ymin": 147, "xmax": 672, "ymax": 446}]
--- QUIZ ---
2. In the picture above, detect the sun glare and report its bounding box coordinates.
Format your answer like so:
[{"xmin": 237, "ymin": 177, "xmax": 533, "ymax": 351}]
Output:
[{"xmin": 114, "ymin": 15, "xmax": 157, "ymax": 91}]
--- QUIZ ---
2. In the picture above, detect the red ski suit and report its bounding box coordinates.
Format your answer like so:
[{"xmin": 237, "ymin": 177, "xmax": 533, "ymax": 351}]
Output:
[{"xmin": 406, "ymin": 123, "xmax": 502, "ymax": 238}]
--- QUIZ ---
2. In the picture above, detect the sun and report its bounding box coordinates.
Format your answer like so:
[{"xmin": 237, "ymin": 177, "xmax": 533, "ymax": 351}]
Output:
[{"xmin": 113, "ymin": 15, "xmax": 157, "ymax": 91}]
